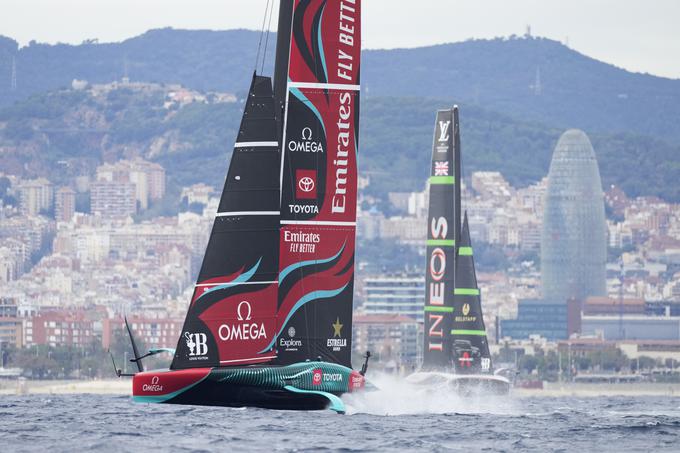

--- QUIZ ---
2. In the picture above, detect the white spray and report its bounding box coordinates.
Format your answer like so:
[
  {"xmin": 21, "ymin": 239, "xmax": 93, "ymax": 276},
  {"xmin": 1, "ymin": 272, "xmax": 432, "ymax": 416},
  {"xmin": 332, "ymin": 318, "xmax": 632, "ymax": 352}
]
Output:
[{"xmin": 343, "ymin": 372, "xmax": 517, "ymax": 416}]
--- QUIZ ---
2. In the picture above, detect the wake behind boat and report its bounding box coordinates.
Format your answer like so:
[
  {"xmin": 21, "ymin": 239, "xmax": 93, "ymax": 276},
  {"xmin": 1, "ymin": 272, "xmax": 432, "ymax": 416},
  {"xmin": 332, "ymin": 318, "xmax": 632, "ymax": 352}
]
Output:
[
  {"xmin": 115, "ymin": 0, "xmax": 369, "ymax": 414},
  {"xmin": 407, "ymin": 107, "xmax": 510, "ymax": 396}
]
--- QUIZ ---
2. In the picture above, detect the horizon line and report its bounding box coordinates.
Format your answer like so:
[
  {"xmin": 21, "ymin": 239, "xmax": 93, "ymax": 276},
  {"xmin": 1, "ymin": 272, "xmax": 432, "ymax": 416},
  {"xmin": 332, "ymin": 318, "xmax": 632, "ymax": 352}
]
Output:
[{"xmin": 2, "ymin": 28, "xmax": 678, "ymax": 81}]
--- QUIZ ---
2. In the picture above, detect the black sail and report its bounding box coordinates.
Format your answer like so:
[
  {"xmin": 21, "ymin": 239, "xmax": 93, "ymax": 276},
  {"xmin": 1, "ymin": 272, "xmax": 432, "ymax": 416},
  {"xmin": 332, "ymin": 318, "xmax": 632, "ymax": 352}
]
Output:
[
  {"xmin": 171, "ymin": 74, "xmax": 281, "ymax": 369},
  {"xmin": 451, "ymin": 213, "xmax": 493, "ymax": 374},
  {"xmin": 422, "ymin": 109, "xmax": 456, "ymax": 369},
  {"xmin": 171, "ymin": 0, "xmax": 362, "ymax": 371}
]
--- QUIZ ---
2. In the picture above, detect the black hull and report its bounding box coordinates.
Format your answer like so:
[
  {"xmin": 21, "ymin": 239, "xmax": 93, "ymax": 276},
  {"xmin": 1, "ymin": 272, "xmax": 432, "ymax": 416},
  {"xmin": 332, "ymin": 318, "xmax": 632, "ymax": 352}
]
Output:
[
  {"xmin": 132, "ymin": 362, "xmax": 363, "ymax": 413},
  {"xmin": 166, "ymin": 380, "xmax": 332, "ymax": 411}
]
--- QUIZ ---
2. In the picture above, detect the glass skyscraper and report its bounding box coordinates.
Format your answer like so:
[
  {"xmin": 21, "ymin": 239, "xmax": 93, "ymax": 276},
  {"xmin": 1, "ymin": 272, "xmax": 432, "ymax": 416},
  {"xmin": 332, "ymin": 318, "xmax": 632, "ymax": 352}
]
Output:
[{"xmin": 541, "ymin": 129, "xmax": 607, "ymax": 303}]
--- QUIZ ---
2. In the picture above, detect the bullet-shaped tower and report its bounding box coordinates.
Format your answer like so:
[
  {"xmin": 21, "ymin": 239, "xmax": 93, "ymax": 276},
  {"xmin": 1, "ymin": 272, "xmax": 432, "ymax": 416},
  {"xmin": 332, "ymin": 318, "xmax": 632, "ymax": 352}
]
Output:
[{"xmin": 541, "ymin": 129, "xmax": 607, "ymax": 302}]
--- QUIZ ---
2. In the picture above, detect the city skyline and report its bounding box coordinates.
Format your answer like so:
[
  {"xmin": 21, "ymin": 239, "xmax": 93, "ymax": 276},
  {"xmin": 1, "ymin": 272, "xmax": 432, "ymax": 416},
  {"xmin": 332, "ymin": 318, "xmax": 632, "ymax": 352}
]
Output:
[{"xmin": 4, "ymin": 1, "xmax": 680, "ymax": 446}]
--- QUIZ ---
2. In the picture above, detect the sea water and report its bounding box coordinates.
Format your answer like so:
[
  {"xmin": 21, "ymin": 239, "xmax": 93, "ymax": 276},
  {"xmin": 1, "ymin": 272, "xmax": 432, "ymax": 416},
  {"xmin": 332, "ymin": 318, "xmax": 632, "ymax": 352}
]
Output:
[{"xmin": 2, "ymin": 377, "xmax": 680, "ymax": 452}]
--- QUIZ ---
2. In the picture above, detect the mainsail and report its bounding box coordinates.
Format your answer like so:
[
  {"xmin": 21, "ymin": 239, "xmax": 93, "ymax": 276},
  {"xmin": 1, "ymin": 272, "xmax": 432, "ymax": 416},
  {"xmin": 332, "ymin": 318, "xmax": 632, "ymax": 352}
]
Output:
[
  {"xmin": 275, "ymin": 0, "xmax": 361, "ymax": 368},
  {"xmin": 422, "ymin": 106, "xmax": 493, "ymax": 374},
  {"xmin": 171, "ymin": 0, "xmax": 361, "ymax": 370},
  {"xmin": 172, "ymin": 74, "xmax": 281, "ymax": 369},
  {"xmin": 423, "ymin": 109, "xmax": 456, "ymax": 368}
]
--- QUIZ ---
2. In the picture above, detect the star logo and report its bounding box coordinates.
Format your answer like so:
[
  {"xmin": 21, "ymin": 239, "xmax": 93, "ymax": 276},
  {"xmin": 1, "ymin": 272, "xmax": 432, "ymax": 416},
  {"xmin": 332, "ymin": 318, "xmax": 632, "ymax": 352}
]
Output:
[{"xmin": 332, "ymin": 317, "xmax": 343, "ymax": 338}]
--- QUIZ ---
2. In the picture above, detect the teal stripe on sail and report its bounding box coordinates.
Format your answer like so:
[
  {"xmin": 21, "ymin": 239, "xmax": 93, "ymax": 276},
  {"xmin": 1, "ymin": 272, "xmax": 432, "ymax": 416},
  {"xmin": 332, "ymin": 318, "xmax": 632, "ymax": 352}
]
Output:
[
  {"xmin": 317, "ymin": 4, "xmax": 328, "ymax": 82},
  {"xmin": 197, "ymin": 258, "xmax": 261, "ymax": 300},
  {"xmin": 290, "ymin": 84, "xmax": 326, "ymax": 135},
  {"xmin": 259, "ymin": 284, "xmax": 349, "ymax": 353}
]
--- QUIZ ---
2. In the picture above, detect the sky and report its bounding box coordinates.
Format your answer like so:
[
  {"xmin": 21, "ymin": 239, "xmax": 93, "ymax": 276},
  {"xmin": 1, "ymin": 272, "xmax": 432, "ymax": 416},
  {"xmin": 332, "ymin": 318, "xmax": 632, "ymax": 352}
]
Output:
[{"xmin": 2, "ymin": 0, "xmax": 679, "ymax": 79}]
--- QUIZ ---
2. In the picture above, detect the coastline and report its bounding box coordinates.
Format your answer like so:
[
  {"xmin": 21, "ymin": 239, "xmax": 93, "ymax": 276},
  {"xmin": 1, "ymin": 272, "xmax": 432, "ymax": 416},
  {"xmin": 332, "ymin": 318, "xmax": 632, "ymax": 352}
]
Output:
[
  {"xmin": 0, "ymin": 378, "xmax": 130, "ymax": 395},
  {"xmin": 2, "ymin": 378, "xmax": 679, "ymax": 397},
  {"xmin": 513, "ymin": 382, "xmax": 680, "ymax": 397}
]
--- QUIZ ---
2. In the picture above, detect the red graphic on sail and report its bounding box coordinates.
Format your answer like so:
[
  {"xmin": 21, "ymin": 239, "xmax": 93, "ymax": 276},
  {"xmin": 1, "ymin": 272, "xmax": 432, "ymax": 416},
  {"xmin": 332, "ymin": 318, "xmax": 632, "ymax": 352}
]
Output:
[
  {"xmin": 275, "ymin": 1, "xmax": 361, "ymax": 368},
  {"xmin": 199, "ymin": 286, "xmax": 277, "ymax": 365},
  {"xmin": 288, "ymin": 0, "xmax": 361, "ymax": 86}
]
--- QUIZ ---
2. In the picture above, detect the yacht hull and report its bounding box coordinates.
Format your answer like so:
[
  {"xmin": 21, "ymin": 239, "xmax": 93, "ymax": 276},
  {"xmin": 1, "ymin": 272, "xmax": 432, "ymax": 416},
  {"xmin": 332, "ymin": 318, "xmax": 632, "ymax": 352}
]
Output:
[
  {"xmin": 406, "ymin": 371, "xmax": 511, "ymax": 396},
  {"xmin": 132, "ymin": 361, "xmax": 365, "ymax": 413}
]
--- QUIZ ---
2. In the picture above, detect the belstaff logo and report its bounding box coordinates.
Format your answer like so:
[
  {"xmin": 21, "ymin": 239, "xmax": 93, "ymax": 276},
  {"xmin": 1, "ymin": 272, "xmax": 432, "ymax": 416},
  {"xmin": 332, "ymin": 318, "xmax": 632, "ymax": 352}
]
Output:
[
  {"xmin": 455, "ymin": 303, "xmax": 477, "ymax": 322},
  {"xmin": 184, "ymin": 332, "xmax": 208, "ymax": 357},
  {"xmin": 295, "ymin": 169, "xmax": 317, "ymax": 199}
]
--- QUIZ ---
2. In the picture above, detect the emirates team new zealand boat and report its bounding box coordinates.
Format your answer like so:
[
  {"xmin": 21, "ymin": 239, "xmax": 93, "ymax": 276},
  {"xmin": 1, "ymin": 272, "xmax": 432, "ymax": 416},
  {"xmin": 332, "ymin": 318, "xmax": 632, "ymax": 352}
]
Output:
[
  {"xmin": 406, "ymin": 107, "xmax": 510, "ymax": 395},
  {"xmin": 117, "ymin": 0, "xmax": 369, "ymax": 414}
]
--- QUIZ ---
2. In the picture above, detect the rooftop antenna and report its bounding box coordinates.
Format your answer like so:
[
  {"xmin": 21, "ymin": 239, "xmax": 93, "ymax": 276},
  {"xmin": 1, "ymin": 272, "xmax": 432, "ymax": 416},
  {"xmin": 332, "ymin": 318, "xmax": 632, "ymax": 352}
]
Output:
[
  {"xmin": 525, "ymin": 25, "xmax": 532, "ymax": 38},
  {"xmin": 11, "ymin": 56, "xmax": 17, "ymax": 91}
]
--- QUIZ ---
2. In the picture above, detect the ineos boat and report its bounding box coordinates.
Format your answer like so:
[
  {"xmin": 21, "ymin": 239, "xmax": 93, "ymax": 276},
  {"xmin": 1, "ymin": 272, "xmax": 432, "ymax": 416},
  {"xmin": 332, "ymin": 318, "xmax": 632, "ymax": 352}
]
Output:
[
  {"xmin": 117, "ymin": 0, "xmax": 368, "ymax": 414},
  {"xmin": 406, "ymin": 107, "xmax": 510, "ymax": 395}
]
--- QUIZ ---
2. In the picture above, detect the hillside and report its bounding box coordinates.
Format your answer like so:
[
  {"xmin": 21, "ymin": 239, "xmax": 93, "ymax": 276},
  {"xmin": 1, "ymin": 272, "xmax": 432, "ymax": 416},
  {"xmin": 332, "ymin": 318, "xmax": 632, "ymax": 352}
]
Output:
[
  {"xmin": 1, "ymin": 85, "xmax": 678, "ymax": 202},
  {"xmin": 363, "ymin": 37, "xmax": 680, "ymax": 143},
  {"xmin": 1, "ymin": 29, "xmax": 680, "ymax": 144},
  {"xmin": 0, "ymin": 30, "xmax": 270, "ymax": 109}
]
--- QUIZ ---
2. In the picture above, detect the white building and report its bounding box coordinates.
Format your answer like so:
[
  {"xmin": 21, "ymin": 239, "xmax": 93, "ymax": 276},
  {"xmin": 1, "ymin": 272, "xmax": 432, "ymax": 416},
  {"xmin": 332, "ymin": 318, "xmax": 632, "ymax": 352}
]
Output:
[{"xmin": 361, "ymin": 274, "xmax": 425, "ymax": 322}]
